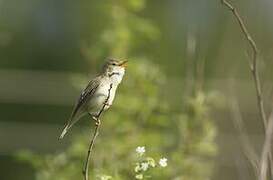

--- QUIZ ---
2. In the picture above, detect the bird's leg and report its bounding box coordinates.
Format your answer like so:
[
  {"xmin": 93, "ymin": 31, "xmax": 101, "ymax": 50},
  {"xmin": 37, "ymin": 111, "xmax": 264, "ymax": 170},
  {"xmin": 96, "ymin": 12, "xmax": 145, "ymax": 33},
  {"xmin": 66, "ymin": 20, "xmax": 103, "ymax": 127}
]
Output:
[
  {"xmin": 103, "ymin": 98, "xmax": 112, "ymax": 108},
  {"xmin": 103, "ymin": 102, "xmax": 111, "ymax": 109},
  {"xmin": 88, "ymin": 113, "xmax": 101, "ymax": 126},
  {"xmin": 103, "ymin": 102, "xmax": 110, "ymax": 106},
  {"xmin": 94, "ymin": 117, "xmax": 101, "ymax": 126}
]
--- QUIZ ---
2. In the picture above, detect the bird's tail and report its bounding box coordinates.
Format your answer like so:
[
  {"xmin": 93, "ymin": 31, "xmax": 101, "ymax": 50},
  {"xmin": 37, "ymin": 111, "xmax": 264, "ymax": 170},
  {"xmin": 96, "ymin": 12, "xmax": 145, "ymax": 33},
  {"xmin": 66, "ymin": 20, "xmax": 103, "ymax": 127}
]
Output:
[
  {"xmin": 59, "ymin": 111, "xmax": 85, "ymax": 140},
  {"xmin": 59, "ymin": 115, "xmax": 76, "ymax": 140},
  {"xmin": 59, "ymin": 124, "xmax": 71, "ymax": 140}
]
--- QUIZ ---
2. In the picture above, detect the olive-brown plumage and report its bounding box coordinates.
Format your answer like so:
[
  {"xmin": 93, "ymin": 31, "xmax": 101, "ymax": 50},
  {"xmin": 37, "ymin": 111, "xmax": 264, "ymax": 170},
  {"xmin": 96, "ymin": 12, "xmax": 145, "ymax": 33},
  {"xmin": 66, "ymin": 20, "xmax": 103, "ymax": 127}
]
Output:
[{"xmin": 59, "ymin": 59, "xmax": 127, "ymax": 139}]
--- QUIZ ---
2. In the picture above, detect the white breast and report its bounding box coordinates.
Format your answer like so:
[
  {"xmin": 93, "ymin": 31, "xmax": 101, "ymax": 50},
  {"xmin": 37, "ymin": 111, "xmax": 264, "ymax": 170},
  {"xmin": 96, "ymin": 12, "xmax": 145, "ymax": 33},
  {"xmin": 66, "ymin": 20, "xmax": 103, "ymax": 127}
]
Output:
[{"xmin": 87, "ymin": 79, "xmax": 118, "ymax": 116}]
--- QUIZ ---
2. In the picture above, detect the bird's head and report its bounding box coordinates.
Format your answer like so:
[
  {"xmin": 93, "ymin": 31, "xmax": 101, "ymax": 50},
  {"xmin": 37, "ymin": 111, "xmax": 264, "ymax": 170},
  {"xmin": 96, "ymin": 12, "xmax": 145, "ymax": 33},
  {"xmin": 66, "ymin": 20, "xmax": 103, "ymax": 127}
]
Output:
[{"xmin": 102, "ymin": 58, "xmax": 128, "ymax": 83}]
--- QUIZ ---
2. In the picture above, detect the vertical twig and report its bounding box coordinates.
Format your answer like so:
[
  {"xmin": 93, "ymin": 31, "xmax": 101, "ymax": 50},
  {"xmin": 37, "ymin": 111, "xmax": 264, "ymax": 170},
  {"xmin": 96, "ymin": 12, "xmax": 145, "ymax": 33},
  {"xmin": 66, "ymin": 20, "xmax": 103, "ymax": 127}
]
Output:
[
  {"xmin": 260, "ymin": 111, "xmax": 273, "ymax": 180},
  {"xmin": 83, "ymin": 123, "xmax": 100, "ymax": 180},
  {"xmin": 82, "ymin": 83, "xmax": 113, "ymax": 180},
  {"xmin": 229, "ymin": 88, "xmax": 259, "ymax": 177},
  {"xmin": 229, "ymin": 78, "xmax": 259, "ymax": 176},
  {"xmin": 220, "ymin": 0, "xmax": 267, "ymax": 129},
  {"xmin": 220, "ymin": 1, "xmax": 272, "ymax": 179}
]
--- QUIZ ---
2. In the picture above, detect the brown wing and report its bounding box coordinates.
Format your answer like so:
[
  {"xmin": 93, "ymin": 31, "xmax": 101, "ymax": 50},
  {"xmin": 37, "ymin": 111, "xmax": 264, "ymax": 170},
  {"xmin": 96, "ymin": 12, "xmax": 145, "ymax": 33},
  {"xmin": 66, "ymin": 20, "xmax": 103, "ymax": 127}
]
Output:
[
  {"xmin": 59, "ymin": 76, "xmax": 101, "ymax": 139},
  {"xmin": 71, "ymin": 76, "xmax": 101, "ymax": 119}
]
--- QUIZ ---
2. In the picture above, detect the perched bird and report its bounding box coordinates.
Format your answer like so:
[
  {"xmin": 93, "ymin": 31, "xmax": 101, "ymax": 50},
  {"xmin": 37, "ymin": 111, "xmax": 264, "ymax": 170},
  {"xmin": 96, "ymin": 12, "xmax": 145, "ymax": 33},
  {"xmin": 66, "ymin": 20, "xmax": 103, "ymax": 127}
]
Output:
[{"xmin": 59, "ymin": 59, "xmax": 127, "ymax": 139}]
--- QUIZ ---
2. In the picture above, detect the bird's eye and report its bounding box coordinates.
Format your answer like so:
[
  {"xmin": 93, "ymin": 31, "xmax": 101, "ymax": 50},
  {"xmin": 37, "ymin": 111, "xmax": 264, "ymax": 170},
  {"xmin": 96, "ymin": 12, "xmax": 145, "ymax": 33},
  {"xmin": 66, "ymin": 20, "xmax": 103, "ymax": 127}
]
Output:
[{"xmin": 111, "ymin": 63, "xmax": 116, "ymax": 65}]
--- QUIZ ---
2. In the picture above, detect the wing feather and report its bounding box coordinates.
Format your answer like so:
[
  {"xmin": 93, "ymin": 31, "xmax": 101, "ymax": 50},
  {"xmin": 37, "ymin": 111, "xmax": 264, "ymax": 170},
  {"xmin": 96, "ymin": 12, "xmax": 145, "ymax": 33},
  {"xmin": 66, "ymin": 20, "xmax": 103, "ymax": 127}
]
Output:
[{"xmin": 59, "ymin": 76, "xmax": 101, "ymax": 139}]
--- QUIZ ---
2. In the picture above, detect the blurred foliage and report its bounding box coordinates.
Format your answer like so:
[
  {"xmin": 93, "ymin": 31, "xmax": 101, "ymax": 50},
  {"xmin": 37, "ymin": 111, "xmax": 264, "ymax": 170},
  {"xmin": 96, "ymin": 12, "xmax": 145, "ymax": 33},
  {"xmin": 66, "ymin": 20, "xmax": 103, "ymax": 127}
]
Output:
[{"xmin": 17, "ymin": 0, "xmax": 217, "ymax": 179}]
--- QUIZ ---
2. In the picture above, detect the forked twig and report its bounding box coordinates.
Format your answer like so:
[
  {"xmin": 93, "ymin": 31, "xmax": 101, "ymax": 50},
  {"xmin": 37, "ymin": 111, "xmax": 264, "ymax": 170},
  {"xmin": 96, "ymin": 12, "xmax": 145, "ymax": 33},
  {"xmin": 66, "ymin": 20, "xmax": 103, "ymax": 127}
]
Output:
[
  {"xmin": 221, "ymin": 0, "xmax": 267, "ymax": 129},
  {"xmin": 220, "ymin": 0, "xmax": 272, "ymax": 179},
  {"xmin": 82, "ymin": 83, "xmax": 113, "ymax": 180},
  {"xmin": 260, "ymin": 111, "xmax": 273, "ymax": 180}
]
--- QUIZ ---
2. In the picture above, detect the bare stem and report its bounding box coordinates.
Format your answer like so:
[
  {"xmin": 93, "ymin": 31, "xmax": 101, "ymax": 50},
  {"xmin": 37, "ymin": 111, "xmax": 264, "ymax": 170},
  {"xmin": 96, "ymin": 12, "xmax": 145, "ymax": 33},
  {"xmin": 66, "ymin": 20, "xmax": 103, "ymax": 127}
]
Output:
[
  {"xmin": 229, "ymin": 91, "xmax": 259, "ymax": 177},
  {"xmin": 220, "ymin": 0, "xmax": 272, "ymax": 179},
  {"xmin": 82, "ymin": 83, "xmax": 113, "ymax": 180},
  {"xmin": 83, "ymin": 124, "xmax": 100, "ymax": 180},
  {"xmin": 260, "ymin": 111, "xmax": 273, "ymax": 180},
  {"xmin": 221, "ymin": 0, "xmax": 267, "ymax": 129}
]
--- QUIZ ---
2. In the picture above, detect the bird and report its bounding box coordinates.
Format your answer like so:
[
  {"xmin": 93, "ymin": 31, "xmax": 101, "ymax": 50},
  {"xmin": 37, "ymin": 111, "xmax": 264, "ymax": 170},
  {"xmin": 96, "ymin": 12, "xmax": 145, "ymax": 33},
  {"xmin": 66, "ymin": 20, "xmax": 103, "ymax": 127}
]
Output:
[{"xmin": 59, "ymin": 59, "xmax": 127, "ymax": 139}]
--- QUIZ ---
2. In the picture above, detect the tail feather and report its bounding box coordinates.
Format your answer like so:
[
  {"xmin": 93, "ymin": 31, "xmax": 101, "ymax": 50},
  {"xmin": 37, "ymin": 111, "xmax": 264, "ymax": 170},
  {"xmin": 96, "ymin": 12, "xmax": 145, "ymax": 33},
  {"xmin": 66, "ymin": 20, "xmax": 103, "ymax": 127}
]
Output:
[
  {"xmin": 59, "ymin": 125, "xmax": 70, "ymax": 139},
  {"xmin": 59, "ymin": 112, "xmax": 85, "ymax": 140}
]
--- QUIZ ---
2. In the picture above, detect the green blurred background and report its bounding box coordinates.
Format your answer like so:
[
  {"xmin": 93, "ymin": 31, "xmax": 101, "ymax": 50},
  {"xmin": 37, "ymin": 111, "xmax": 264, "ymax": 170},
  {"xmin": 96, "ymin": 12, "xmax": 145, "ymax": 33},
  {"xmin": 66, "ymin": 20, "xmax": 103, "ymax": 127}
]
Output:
[{"xmin": 0, "ymin": 0, "xmax": 273, "ymax": 179}]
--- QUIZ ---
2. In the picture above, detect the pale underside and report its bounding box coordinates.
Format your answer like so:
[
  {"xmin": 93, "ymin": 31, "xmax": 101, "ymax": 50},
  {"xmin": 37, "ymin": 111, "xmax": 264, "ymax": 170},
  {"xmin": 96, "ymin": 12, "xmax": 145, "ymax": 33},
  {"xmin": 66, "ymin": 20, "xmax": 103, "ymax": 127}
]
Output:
[
  {"xmin": 59, "ymin": 64, "xmax": 125, "ymax": 139},
  {"xmin": 73, "ymin": 77, "xmax": 117, "ymax": 123},
  {"xmin": 86, "ymin": 79, "xmax": 117, "ymax": 116}
]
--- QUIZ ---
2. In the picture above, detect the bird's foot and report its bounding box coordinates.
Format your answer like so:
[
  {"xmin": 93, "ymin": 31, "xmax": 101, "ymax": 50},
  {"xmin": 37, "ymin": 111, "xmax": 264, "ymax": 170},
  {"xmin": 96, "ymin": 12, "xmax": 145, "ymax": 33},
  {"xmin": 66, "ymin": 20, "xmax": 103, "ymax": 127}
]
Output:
[
  {"xmin": 103, "ymin": 102, "xmax": 111, "ymax": 108},
  {"xmin": 92, "ymin": 116, "xmax": 101, "ymax": 126},
  {"xmin": 95, "ymin": 119, "xmax": 101, "ymax": 126}
]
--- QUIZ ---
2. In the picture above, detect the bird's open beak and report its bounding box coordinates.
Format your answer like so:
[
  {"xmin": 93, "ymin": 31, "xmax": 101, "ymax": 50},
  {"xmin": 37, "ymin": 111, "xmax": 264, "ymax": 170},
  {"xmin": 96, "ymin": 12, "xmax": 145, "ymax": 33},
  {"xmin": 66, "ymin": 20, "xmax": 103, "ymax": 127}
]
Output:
[{"xmin": 118, "ymin": 60, "xmax": 128, "ymax": 68}]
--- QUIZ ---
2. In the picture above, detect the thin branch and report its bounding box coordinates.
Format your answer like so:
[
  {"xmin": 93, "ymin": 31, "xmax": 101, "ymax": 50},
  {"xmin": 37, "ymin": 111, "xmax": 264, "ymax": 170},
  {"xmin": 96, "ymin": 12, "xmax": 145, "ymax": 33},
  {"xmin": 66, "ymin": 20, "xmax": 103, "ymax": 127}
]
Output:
[
  {"xmin": 83, "ymin": 122, "xmax": 100, "ymax": 180},
  {"xmin": 229, "ymin": 85, "xmax": 259, "ymax": 177},
  {"xmin": 220, "ymin": 1, "xmax": 272, "ymax": 179},
  {"xmin": 260, "ymin": 110, "xmax": 273, "ymax": 180},
  {"xmin": 221, "ymin": 0, "xmax": 267, "ymax": 130},
  {"xmin": 82, "ymin": 83, "xmax": 113, "ymax": 180}
]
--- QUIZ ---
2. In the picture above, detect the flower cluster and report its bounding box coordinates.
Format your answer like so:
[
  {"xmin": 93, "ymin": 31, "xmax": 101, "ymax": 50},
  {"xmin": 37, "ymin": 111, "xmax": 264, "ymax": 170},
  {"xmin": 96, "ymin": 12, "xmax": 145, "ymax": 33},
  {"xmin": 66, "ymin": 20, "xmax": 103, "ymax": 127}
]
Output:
[{"xmin": 134, "ymin": 146, "xmax": 168, "ymax": 179}]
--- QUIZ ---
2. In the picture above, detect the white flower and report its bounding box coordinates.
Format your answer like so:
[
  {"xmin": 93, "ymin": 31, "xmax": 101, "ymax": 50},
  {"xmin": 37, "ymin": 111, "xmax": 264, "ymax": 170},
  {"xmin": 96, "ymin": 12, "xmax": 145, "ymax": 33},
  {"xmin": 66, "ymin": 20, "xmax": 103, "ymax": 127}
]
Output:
[
  {"xmin": 141, "ymin": 162, "xmax": 149, "ymax": 171},
  {"xmin": 159, "ymin": 158, "xmax": 168, "ymax": 167},
  {"xmin": 135, "ymin": 174, "xmax": 143, "ymax": 179},
  {"xmin": 136, "ymin": 146, "xmax": 145, "ymax": 156}
]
